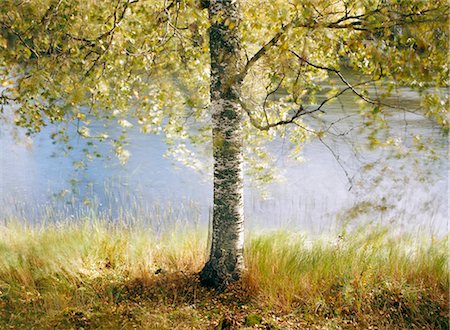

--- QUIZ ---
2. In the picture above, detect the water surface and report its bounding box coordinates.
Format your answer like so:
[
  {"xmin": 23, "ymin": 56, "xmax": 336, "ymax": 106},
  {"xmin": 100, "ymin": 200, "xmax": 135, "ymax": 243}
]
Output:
[{"xmin": 0, "ymin": 86, "xmax": 447, "ymax": 235}]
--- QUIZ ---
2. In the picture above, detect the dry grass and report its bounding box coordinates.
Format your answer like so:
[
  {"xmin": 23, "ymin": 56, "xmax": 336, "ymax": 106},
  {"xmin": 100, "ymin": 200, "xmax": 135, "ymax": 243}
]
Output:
[
  {"xmin": 244, "ymin": 228, "xmax": 448, "ymax": 328},
  {"xmin": 0, "ymin": 218, "xmax": 448, "ymax": 329}
]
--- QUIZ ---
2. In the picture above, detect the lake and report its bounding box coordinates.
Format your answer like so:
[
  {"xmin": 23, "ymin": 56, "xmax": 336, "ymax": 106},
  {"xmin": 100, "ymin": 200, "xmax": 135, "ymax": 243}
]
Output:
[{"xmin": 0, "ymin": 85, "xmax": 447, "ymax": 236}]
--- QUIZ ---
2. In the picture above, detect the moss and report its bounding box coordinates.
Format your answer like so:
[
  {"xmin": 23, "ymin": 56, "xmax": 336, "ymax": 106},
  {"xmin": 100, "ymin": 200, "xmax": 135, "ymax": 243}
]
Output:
[{"xmin": 244, "ymin": 313, "xmax": 262, "ymax": 326}]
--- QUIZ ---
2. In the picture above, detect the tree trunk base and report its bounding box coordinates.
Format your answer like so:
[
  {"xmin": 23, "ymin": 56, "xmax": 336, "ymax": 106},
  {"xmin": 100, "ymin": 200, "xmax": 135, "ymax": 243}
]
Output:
[{"xmin": 199, "ymin": 258, "xmax": 241, "ymax": 291}]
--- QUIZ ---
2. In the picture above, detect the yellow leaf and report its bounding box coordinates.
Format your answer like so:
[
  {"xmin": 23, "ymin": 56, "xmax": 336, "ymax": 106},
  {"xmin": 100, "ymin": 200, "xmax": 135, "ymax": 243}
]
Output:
[
  {"xmin": 0, "ymin": 36, "xmax": 7, "ymax": 48},
  {"xmin": 76, "ymin": 113, "xmax": 86, "ymax": 120}
]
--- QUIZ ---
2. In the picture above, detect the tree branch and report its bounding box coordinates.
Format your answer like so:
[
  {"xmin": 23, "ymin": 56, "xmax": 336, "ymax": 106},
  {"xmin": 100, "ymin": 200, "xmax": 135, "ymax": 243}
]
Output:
[
  {"xmin": 240, "ymin": 98, "xmax": 306, "ymax": 131},
  {"xmin": 236, "ymin": 26, "xmax": 288, "ymax": 83},
  {"xmin": 289, "ymin": 49, "xmax": 384, "ymax": 105},
  {"xmin": 262, "ymin": 74, "xmax": 285, "ymax": 126},
  {"xmin": 317, "ymin": 135, "xmax": 354, "ymax": 190}
]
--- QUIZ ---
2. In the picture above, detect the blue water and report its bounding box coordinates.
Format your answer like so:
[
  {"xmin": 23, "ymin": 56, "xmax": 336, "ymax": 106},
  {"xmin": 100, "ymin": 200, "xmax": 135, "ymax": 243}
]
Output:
[{"xmin": 0, "ymin": 88, "xmax": 447, "ymax": 235}]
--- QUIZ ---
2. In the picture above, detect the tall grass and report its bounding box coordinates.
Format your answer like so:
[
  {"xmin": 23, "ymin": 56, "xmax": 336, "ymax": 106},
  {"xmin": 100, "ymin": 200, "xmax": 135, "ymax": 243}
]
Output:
[
  {"xmin": 244, "ymin": 228, "xmax": 448, "ymax": 327},
  {"xmin": 0, "ymin": 219, "xmax": 205, "ymax": 326},
  {"xmin": 0, "ymin": 217, "xmax": 448, "ymax": 329}
]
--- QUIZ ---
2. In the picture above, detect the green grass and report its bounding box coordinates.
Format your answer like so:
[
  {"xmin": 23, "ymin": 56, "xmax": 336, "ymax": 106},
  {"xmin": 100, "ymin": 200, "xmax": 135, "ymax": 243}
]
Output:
[
  {"xmin": 245, "ymin": 228, "xmax": 448, "ymax": 328},
  {"xmin": 0, "ymin": 218, "xmax": 448, "ymax": 329}
]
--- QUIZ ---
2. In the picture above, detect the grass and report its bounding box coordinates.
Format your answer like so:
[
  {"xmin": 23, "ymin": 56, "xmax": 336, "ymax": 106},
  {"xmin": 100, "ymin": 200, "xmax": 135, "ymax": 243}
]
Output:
[{"xmin": 0, "ymin": 217, "xmax": 448, "ymax": 329}]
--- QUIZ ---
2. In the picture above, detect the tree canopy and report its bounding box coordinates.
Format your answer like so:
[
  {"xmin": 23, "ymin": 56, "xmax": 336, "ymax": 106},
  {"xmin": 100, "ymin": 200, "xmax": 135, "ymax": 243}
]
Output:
[{"xmin": 1, "ymin": 0, "xmax": 447, "ymax": 179}]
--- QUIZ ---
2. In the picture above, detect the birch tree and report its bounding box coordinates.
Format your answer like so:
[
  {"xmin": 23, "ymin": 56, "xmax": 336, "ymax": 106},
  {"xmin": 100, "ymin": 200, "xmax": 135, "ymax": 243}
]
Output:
[{"xmin": 1, "ymin": 0, "xmax": 447, "ymax": 289}]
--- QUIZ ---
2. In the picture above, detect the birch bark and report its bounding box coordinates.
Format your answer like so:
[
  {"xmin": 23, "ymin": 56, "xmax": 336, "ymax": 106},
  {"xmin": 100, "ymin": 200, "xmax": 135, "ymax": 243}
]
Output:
[{"xmin": 199, "ymin": 0, "xmax": 245, "ymax": 289}]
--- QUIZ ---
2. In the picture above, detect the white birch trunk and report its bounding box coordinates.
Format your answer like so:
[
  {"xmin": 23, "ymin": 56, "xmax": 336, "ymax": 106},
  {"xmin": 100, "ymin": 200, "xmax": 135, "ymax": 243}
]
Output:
[{"xmin": 199, "ymin": 0, "xmax": 245, "ymax": 289}]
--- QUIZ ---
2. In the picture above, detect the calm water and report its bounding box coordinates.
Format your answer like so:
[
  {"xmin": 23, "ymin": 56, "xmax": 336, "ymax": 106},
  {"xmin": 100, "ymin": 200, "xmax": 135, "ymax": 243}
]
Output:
[{"xmin": 0, "ymin": 86, "xmax": 448, "ymax": 235}]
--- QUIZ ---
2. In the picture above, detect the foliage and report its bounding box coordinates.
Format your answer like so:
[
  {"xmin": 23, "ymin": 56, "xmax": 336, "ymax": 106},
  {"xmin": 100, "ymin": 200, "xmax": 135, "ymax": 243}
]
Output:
[{"xmin": 1, "ymin": 0, "xmax": 448, "ymax": 182}]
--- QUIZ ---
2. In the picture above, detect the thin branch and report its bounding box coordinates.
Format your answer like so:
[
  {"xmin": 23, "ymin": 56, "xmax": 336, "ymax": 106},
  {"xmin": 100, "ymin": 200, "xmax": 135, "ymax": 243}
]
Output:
[
  {"xmin": 0, "ymin": 22, "xmax": 40, "ymax": 58},
  {"xmin": 67, "ymin": 0, "xmax": 137, "ymax": 46},
  {"xmin": 317, "ymin": 135, "xmax": 354, "ymax": 190},
  {"xmin": 40, "ymin": 0, "xmax": 64, "ymax": 28},
  {"xmin": 289, "ymin": 50, "xmax": 426, "ymax": 116},
  {"xmin": 236, "ymin": 21, "xmax": 296, "ymax": 83},
  {"xmin": 83, "ymin": 0, "xmax": 132, "ymax": 78},
  {"xmin": 241, "ymin": 98, "xmax": 306, "ymax": 131},
  {"xmin": 263, "ymin": 74, "xmax": 285, "ymax": 126},
  {"xmin": 310, "ymin": 79, "xmax": 377, "ymax": 114}
]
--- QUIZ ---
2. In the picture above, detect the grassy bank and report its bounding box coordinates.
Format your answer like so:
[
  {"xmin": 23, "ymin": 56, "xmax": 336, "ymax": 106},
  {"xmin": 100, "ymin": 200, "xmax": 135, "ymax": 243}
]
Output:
[{"xmin": 0, "ymin": 219, "xmax": 448, "ymax": 329}]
